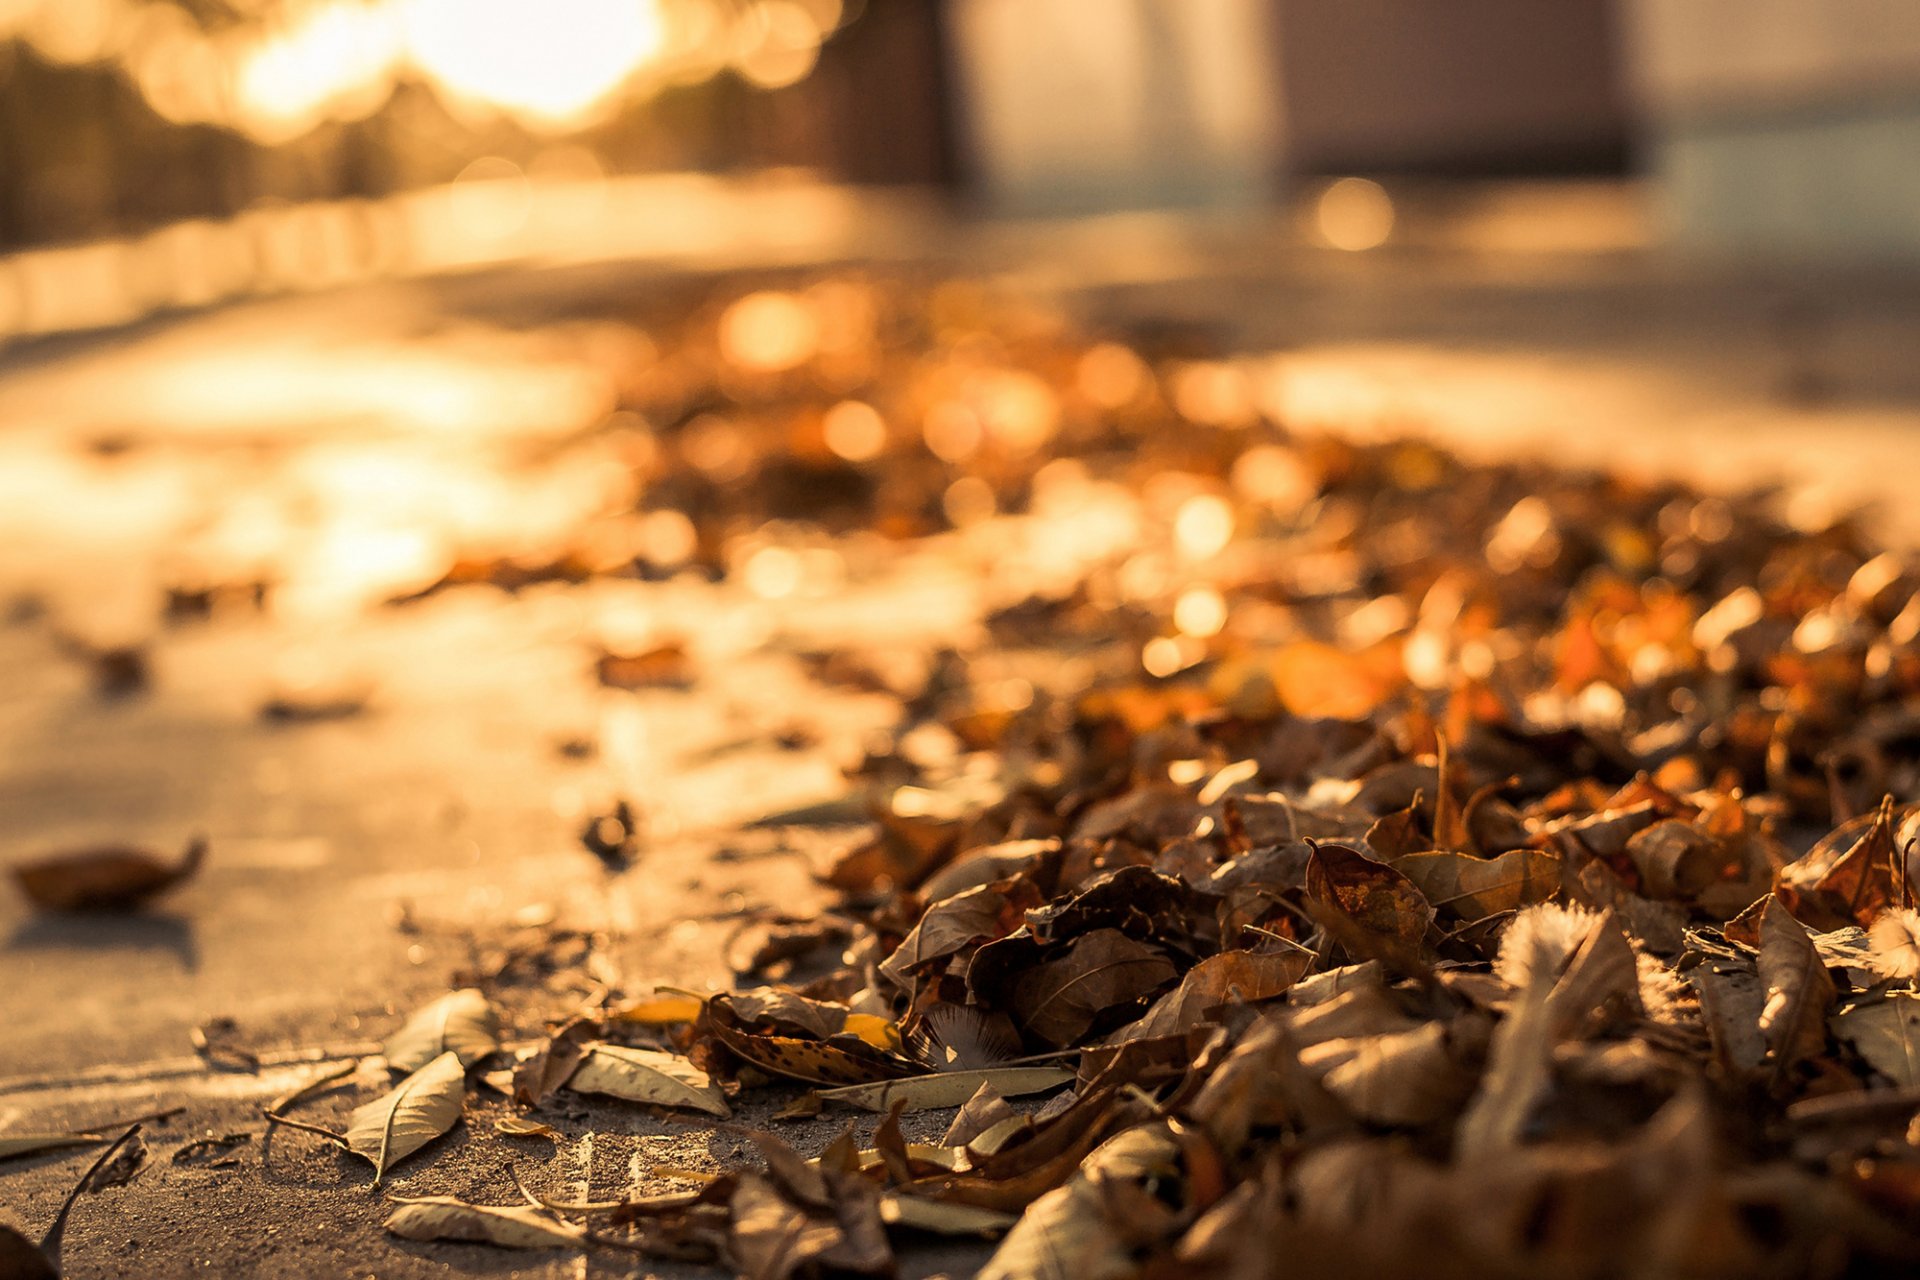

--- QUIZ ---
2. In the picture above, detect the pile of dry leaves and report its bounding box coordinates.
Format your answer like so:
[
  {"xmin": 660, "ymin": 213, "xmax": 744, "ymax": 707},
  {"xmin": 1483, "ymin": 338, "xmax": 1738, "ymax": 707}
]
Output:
[{"xmin": 13, "ymin": 275, "xmax": 1920, "ymax": 1279}]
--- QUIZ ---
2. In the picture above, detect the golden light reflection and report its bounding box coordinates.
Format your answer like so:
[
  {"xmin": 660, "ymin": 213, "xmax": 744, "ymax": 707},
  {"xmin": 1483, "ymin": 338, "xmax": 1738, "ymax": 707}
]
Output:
[
  {"xmin": 719, "ymin": 290, "xmax": 819, "ymax": 374},
  {"xmin": 822, "ymin": 400, "xmax": 887, "ymax": 463},
  {"xmin": 1315, "ymin": 177, "xmax": 1396, "ymax": 252},
  {"xmin": 1173, "ymin": 494, "xmax": 1234, "ymax": 561},
  {"xmin": 1076, "ymin": 342, "xmax": 1149, "ymax": 410},
  {"xmin": 1173, "ymin": 586, "xmax": 1227, "ymax": 637}
]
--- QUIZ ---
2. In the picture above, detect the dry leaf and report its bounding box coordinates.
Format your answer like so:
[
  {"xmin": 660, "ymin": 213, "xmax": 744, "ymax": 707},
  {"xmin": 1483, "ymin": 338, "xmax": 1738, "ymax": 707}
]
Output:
[
  {"xmin": 512, "ymin": 1016, "xmax": 601, "ymax": 1107},
  {"xmin": 0, "ymin": 1226, "xmax": 56, "ymax": 1280},
  {"xmin": 1011, "ymin": 929, "xmax": 1178, "ymax": 1047},
  {"xmin": 1110, "ymin": 948, "xmax": 1310, "ymax": 1043},
  {"xmin": 1304, "ymin": 843, "xmax": 1434, "ymax": 946},
  {"xmin": 1300, "ymin": 1023, "xmax": 1470, "ymax": 1126},
  {"xmin": 1777, "ymin": 799, "xmax": 1909, "ymax": 931},
  {"xmin": 494, "ymin": 1117, "xmax": 560, "ymax": 1140},
  {"xmin": 976, "ymin": 1168, "xmax": 1132, "ymax": 1280},
  {"xmin": 1834, "ymin": 994, "xmax": 1920, "ymax": 1087},
  {"xmin": 11, "ymin": 836, "xmax": 206, "ymax": 912},
  {"xmin": 78, "ymin": 1131, "xmax": 146, "ymax": 1192},
  {"xmin": 878, "ymin": 1193, "xmax": 1016, "ymax": 1237},
  {"xmin": 943, "ymin": 1082, "xmax": 1017, "ymax": 1148},
  {"xmin": 612, "ymin": 992, "xmax": 706, "ymax": 1025},
  {"xmin": 564, "ymin": 1043, "xmax": 730, "ymax": 1117},
  {"xmin": 346, "ymin": 1050, "xmax": 465, "ymax": 1182},
  {"xmin": 384, "ymin": 1196, "xmax": 585, "ymax": 1249},
  {"xmin": 1397, "ymin": 847, "xmax": 1561, "ymax": 923},
  {"xmin": 596, "ymin": 641, "xmax": 693, "ymax": 690},
  {"xmin": 1756, "ymin": 897, "xmax": 1838, "ymax": 1088},
  {"xmin": 383, "ymin": 989, "xmax": 499, "ymax": 1073},
  {"xmin": 817, "ymin": 1067, "xmax": 1074, "ymax": 1114}
]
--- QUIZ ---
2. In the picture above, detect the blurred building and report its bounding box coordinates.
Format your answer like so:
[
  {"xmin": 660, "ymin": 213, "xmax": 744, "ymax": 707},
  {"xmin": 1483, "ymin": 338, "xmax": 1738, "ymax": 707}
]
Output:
[
  {"xmin": 1626, "ymin": 0, "xmax": 1920, "ymax": 258},
  {"xmin": 1, "ymin": 1, "xmax": 1918, "ymax": 261}
]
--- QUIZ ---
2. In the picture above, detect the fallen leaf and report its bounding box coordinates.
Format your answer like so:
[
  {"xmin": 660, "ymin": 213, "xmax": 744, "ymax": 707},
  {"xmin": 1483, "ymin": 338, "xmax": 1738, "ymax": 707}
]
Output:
[
  {"xmin": 383, "ymin": 989, "xmax": 499, "ymax": 1073},
  {"xmin": 494, "ymin": 1117, "xmax": 560, "ymax": 1140},
  {"xmin": 512, "ymin": 1016, "xmax": 601, "ymax": 1107},
  {"xmin": 1777, "ymin": 799, "xmax": 1910, "ymax": 930},
  {"xmin": 579, "ymin": 799, "xmax": 642, "ymax": 869},
  {"xmin": 704, "ymin": 996, "xmax": 918, "ymax": 1085},
  {"xmin": 11, "ymin": 836, "xmax": 206, "ymax": 913},
  {"xmin": 1299, "ymin": 1023, "xmax": 1470, "ymax": 1126},
  {"xmin": 1835, "ymin": 994, "xmax": 1920, "ymax": 1087},
  {"xmin": 0, "ymin": 1226, "xmax": 56, "ymax": 1280},
  {"xmin": 1756, "ymin": 896, "xmax": 1838, "ymax": 1089},
  {"xmin": 596, "ymin": 641, "xmax": 693, "ymax": 690},
  {"xmin": 564, "ymin": 1044, "xmax": 730, "ymax": 1117},
  {"xmin": 612, "ymin": 992, "xmax": 706, "ymax": 1025},
  {"xmin": 1304, "ymin": 843, "xmax": 1434, "ymax": 947},
  {"xmin": 1011, "ymin": 929, "xmax": 1178, "ymax": 1046},
  {"xmin": 1397, "ymin": 847, "xmax": 1561, "ymax": 923},
  {"xmin": 975, "ymin": 1167, "xmax": 1131, "ymax": 1280},
  {"xmin": 879, "ymin": 1193, "xmax": 1016, "ymax": 1237},
  {"xmin": 385, "ymin": 1196, "xmax": 585, "ymax": 1249},
  {"xmin": 818, "ymin": 1067, "xmax": 1074, "ymax": 1113},
  {"xmin": 1108, "ymin": 948, "xmax": 1310, "ymax": 1043},
  {"xmin": 943, "ymin": 1082, "xmax": 1017, "ymax": 1148},
  {"xmin": 78, "ymin": 1131, "xmax": 146, "ymax": 1192},
  {"xmin": 346, "ymin": 1051, "xmax": 465, "ymax": 1182}
]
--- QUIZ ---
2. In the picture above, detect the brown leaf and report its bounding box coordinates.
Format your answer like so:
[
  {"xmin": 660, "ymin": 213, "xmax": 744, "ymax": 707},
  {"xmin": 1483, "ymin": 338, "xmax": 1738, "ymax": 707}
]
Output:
[
  {"xmin": 12, "ymin": 836, "xmax": 205, "ymax": 913},
  {"xmin": 1834, "ymin": 994, "xmax": 1920, "ymax": 1088},
  {"xmin": 943, "ymin": 1082, "xmax": 1017, "ymax": 1148},
  {"xmin": 512, "ymin": 1016, "xmax": 601, "ymax": 1107},
  {"xmin": 878, "ymin": 879, "xmax": 1043, "ymax": 991},
  {"xmin": 596, "ymin": 641, "xmax": 693, "ymax": 690},
  {"xmin": 1107, "ymin": 948, "xmax": 1310, "ymax": 1043},
  {"xmin": 564, "ymin": 1044, "xmax": 730, "ymax": 1116},
  {"xmin": 384, "ymin": 1197, "xmax": 584, "ymax": 1249},
  {"xmin": 818, "ymin": 1067, "xmax": 1074, "ymax": 1114},
  {"xmin": 1397, "ymin": 847, "xmax": 1561, "ymax": 924},
  {"xmin": 0, "ymin": 1226, "xmax": 57, "ymax": 1280},
  {"xmin": 1777, "ymin": 798, "xmax": 1911, "ymax": 930},
  {"xmin": 1299, "ymin": 1023, "xmax": 1471, "ymax": 1126},
  {"xmin": 1756, "ymin": 896, "xmax": 1838, "ymax": 1089},
  {"xmin": 704, "ymin": 996, "xmax": 919, "ymax": 1085},
  {"xmin": 1011, "ymin": 929, "xmax": 1178, "ymax": 1046},
  {"xmin": 1304, "ymin": 843, "xmax": 1433, "ymax": 947}
]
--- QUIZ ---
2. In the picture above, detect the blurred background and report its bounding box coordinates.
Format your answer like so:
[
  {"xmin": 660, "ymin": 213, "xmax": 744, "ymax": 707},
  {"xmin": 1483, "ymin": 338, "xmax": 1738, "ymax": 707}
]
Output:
[{"xmin": 3, "ymin": 0, "xmax": 1920, "ymax": 342}]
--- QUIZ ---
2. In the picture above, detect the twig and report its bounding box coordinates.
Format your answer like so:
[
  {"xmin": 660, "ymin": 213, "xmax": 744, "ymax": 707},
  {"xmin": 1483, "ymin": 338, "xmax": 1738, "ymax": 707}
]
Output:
[
  {"xmin": 40, "ymin": 1123, "xmax": 143, "ymax": 1257},
  {"xmin": 77, "ymin": 1104, "xmax": 184, "ymax": 1135},
  {"xmin": 261, "ymin": 1060, "xmax": 355, "ymax": 1148},
  {"xmin": 259, "ymin": 1112, "xmax": 348, "ymax": 1148},
  {"xmin": 266, "ymin": 1060, "xmax": 355, "ymax": 1117}
]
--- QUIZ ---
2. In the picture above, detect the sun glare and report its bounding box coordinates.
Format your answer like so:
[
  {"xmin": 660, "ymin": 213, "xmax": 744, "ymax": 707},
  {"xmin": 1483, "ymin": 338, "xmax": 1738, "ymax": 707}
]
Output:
[{"xmin": 401, "ymin": 0, "xmax": 667, "ymax": 128}]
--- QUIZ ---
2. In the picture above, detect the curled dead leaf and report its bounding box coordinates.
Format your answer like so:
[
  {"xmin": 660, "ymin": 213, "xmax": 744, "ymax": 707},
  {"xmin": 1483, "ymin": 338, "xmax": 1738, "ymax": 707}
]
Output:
[{"xmin": 11, "ymin": 836, "xmax": 206, "ymax": 913}]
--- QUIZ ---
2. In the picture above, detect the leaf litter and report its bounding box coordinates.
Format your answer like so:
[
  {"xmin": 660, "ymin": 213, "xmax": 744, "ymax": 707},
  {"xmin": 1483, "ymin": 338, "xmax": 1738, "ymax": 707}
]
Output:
[{"xmin": 25, "ymin": 276, "xmax": 1920, "ymax": 1277}]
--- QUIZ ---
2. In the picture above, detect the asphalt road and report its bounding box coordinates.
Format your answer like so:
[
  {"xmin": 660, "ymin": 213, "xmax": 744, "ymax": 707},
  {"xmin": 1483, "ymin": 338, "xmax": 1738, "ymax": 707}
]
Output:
[{"xmin": 8, "ymin": 182, "xmax": 1920, "ymax": 1276}]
